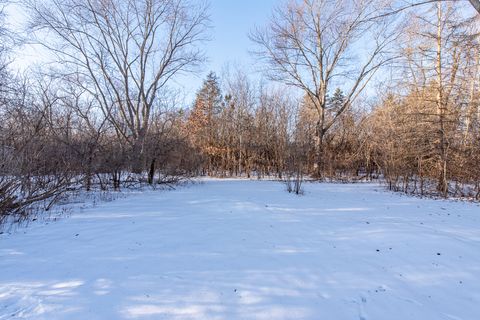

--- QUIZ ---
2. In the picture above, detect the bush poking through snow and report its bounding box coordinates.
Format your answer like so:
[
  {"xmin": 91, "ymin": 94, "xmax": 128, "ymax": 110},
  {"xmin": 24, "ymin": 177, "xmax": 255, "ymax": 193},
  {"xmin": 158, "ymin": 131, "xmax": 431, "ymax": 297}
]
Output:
[{"xmin": 284, "ymin": 169, "xmax": 304, "ymax": 195}]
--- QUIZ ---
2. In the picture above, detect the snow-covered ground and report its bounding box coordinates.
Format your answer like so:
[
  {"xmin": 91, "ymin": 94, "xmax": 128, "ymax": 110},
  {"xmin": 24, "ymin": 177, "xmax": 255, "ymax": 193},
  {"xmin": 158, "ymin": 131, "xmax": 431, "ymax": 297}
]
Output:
[{"xmin": 1, "ymin": 180, "xmax": 480, "ymax": 320}]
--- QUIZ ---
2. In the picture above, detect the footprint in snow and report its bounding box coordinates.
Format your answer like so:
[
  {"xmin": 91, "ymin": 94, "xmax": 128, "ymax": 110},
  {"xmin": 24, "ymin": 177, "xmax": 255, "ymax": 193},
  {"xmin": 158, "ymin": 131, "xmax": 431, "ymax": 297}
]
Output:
[{"xmin": 357, "ymin": 295, "xmax": 368, "ymax": 320}]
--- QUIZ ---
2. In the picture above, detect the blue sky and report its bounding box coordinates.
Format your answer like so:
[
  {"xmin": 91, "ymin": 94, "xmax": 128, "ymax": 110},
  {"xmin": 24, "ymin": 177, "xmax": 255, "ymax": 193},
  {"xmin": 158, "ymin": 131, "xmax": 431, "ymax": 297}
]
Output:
[
  {"xmin": 8, "ymin": 0, "xmax": 280, "ymax": 104},
  {"xmin": 175, "ymin": 0, "xmax": 279, "ymax": 100},
  {"xmin": 8, "ymin": 1, "xmax": 479, "ymax": 106},
  {"xmin": 206, "ymin": 0, "xmax": 278, "ymax": 71}
]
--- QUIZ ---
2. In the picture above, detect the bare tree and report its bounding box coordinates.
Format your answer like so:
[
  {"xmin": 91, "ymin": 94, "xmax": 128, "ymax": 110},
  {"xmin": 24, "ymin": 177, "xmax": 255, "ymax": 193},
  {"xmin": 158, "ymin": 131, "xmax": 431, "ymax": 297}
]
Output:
[
  {"xmin": 25, "ymin": 0, "xmax": 210, "ymax": 172},
  {"xmin": 373, "ymin": 1, "xmax": 480, "ymax": 18},
  {"xmin": 469, "ymin": 0, "xmax": 480, "ymax": 13},
  {"xmin": 250, "ymin": 0, "xmax": 398, "ymax": 177}
]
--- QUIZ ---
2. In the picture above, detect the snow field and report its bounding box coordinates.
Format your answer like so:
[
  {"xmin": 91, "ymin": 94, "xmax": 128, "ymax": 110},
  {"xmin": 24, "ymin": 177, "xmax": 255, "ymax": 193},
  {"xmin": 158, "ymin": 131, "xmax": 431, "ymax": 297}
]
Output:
[{"xmin": 1, "ymin": 180, "xmax": 479, "ymax": 319}]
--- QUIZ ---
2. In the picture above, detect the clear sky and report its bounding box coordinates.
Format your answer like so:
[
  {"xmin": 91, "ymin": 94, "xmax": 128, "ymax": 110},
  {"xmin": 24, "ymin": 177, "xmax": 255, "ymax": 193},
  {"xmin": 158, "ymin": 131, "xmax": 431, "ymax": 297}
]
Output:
[
  {"xmin": 174, "ymin": 0, "xmax": 279, "ymax": 101},
  {"xmin": 7, "ymin": 1, "xmax": 479, "ymax": 106},
  {"xmin": 205, "ymin": 0, "xmax": 278, "ymax": 71},
  {"xmin": 7, "ymin": 0, "xmax": 280, "ymax": 104},
  {"xmin": 7, "ymin": 0, "xmax": 375, "ymax": 104}
]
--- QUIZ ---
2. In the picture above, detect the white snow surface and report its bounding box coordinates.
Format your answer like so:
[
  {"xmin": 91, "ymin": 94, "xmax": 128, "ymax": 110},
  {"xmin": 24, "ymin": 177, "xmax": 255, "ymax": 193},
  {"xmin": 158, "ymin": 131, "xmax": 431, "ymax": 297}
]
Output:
[{"xmin": 1, "ymin": 180, "xmax": 480, "ymax": 319}]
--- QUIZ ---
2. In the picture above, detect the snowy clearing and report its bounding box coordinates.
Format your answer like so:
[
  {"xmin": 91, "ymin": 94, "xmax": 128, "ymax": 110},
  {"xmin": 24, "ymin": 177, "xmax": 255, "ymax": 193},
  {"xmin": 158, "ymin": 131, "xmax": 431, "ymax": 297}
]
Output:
[{"xmin": 1, "ymin": 180, "xmax": 480, "ymax": 320}]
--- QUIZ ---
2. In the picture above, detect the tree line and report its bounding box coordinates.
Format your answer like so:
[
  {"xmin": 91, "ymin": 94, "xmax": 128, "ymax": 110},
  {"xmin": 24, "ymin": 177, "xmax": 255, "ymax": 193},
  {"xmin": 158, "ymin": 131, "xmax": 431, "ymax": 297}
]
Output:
[{"xmin": 1, "ymin": 0, "xmax": 480, "ymax": 224}]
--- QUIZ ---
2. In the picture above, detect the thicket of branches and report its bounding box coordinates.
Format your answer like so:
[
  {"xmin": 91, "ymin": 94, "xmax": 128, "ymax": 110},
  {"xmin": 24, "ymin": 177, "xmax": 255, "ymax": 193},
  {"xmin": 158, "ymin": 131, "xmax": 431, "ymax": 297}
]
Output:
[
  {"xmin": 1, "ymin": 0, "xmax": 480, "ymax": 224},
  {"xmin": 187, "ymin": 1, "xmax": 480, "ymax": 200},
  {"xmin": 1, "ymin": 0, "xmax": 209, "ymax": 224}
]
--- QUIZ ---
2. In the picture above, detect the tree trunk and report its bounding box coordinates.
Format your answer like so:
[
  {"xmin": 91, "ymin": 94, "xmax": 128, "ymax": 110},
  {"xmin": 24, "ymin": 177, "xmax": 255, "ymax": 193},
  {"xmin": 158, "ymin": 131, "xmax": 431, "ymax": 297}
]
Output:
[
  {"xmin": 436, "ymin": 4, "xmax": 448, "ymax": 198},
  {"xmin": 315, "ymin": 112, "xmax": 326, "ymax": 179},
  {"xmin": 148, "ymin": 158, "xmax": 156, "ymax": 185},
  {"xmin": 469, "ymin": 0, "xmax": 480, "ymax": 14}
]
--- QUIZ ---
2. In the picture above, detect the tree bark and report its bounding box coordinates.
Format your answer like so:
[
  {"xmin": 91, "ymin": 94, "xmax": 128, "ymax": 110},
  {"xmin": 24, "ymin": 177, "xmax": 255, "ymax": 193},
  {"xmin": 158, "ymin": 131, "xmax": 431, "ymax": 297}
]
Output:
[
  {"xmin": 469, "ymin": 0, "xmax": 480, "ymax": 14},
  {"xmin": 148, "ymin": 158, "xmax": 156, "ymax": 185}
]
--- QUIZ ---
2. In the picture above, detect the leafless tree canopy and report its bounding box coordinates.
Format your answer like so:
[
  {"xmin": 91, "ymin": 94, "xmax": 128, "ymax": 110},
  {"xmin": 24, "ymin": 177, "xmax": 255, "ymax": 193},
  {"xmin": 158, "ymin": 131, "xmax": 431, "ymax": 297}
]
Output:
[
  {"xmin": 250, "ymin": 0, "xmax": 399, "ymax": 176},
  {"xmin": 1, "ymin": 0, "xmax": 480, "ymax": 225},
  {"xmin": 26, "ymin": 0, "xmax": 209, "ymax": 157}
]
